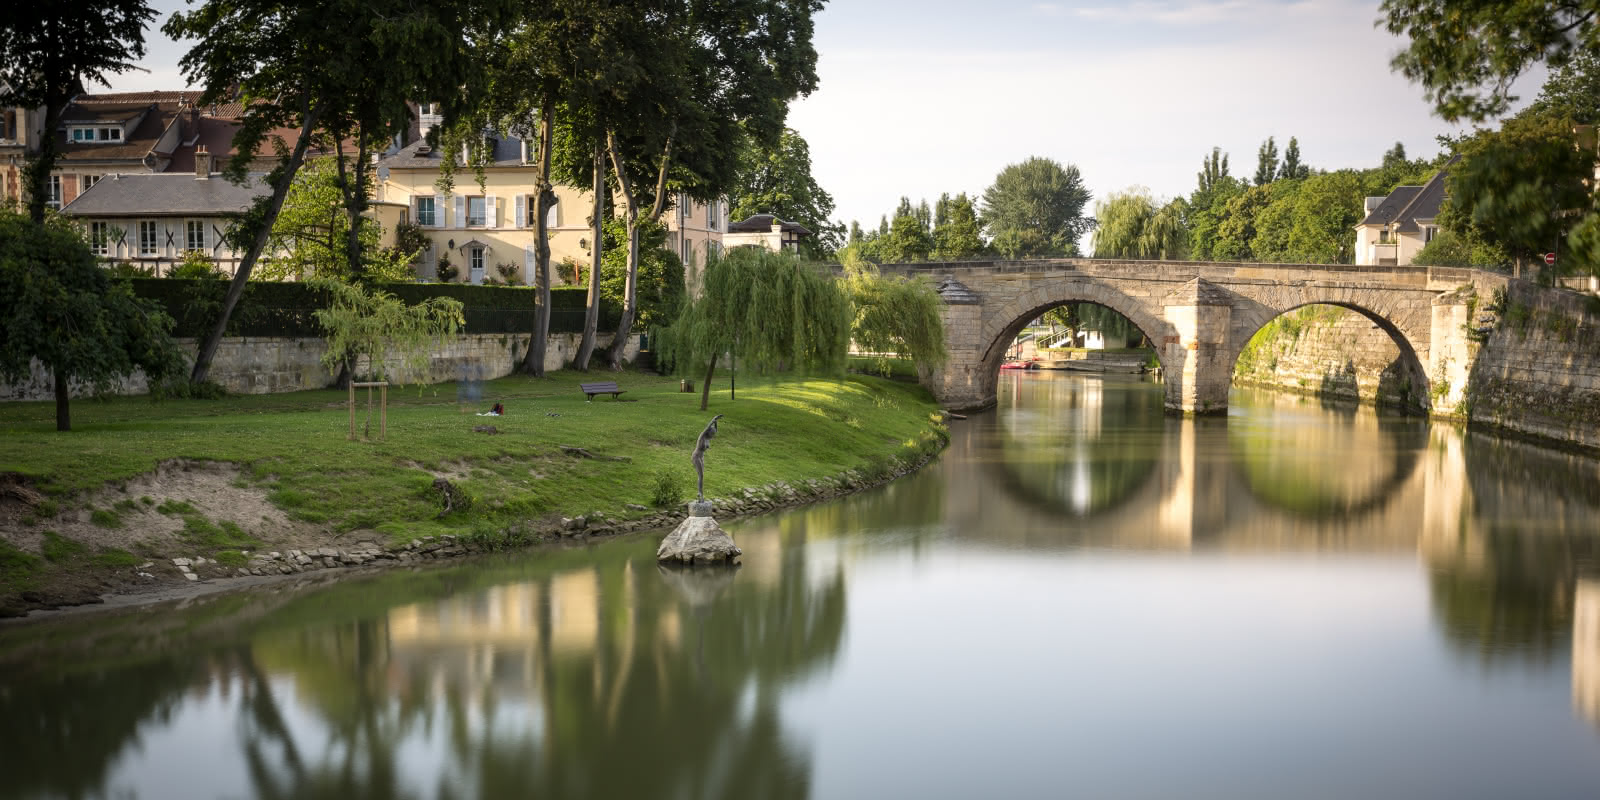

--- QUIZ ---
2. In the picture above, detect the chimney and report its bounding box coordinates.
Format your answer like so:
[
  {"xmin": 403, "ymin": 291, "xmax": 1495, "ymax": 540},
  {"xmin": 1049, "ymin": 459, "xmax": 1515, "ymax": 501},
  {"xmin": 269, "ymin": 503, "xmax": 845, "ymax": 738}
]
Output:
[{"xmin": 195, "ymin": 146, "xmax": 212, "ymax": 179}]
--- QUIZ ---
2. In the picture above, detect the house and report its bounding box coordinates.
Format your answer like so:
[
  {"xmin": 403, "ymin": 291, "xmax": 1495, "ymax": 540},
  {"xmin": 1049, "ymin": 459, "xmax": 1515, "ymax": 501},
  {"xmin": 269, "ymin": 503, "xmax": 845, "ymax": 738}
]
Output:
[
  {"xmin": 375, "ymin": 134, "xmax": 727, "ymax": 285},
  {"xmin": 1, "ymin": 91, "xmax": 194, "ymax": 210},
  {"xmin": 724, "ymin": 213, "xmax": 811, "ymax": 252},
  {"xmin": 1354, "ymin": 161, "xmax": 1454, "ymax": 266},
  {"xmin": 59, "ymin": 150, "xmax": 268, "ymax": 274}
]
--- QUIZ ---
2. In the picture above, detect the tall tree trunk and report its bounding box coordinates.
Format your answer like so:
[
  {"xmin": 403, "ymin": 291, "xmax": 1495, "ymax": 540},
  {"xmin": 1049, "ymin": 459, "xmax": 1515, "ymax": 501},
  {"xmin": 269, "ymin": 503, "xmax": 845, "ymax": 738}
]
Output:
[
  {"xmin": 24, "ymin": 97, "xmax": 65, "ymax": 225},
  {"xmin": 53, "ymin": 368, "xmax": 69, "ymax": 432},
  {"xmin": 605, "ymin": 131, "xmax": 640, "ymax": 370},
  {"xmin": 193, "ymin": 104, "xmax": 321, "ymax": 383},
  {"xmin": 699, "ymin": 355, "xmax": 716, "ymax": 411},
  {"xmin": 521, "ymin": 103, "xmax": 556, "ymax": 377},
  {"xmin": 573, "ymin": 140, "xmax": 605, "ymax": 371},
  {"xmin": 334, "ymin": 131, "xmax": 371, "ymax": 282}
]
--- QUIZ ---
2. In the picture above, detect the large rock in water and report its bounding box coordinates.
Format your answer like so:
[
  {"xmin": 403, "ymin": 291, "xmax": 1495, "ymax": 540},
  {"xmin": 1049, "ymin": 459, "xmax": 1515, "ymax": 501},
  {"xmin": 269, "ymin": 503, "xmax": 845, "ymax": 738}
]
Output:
[{"xmin": 657, "ymin": 512, "xmax": 741, "ymax": 565}]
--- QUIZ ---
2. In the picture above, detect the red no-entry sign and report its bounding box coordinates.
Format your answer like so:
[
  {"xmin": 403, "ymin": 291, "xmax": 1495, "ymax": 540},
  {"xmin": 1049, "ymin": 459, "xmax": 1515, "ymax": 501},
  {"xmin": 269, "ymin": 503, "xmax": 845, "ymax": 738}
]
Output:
[{"xmin": 1544, "ymin": 252, "xmax": 1557, "ymax": 265}]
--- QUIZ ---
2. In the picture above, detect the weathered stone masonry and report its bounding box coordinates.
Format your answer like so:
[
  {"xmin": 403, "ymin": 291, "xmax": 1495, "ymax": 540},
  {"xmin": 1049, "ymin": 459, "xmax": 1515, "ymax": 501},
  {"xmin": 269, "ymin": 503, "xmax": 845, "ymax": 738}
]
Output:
[{"xmin": 892, "ymin": 257, "xmax": 1600, "ymax": 450}]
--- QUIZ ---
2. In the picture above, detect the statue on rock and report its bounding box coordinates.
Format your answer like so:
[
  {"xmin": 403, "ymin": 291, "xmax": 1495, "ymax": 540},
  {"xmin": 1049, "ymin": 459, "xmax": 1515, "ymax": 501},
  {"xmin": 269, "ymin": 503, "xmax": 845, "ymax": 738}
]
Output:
[{"xmin": 659, "ymin": 415, "xmax": 740, "ymax": 565}]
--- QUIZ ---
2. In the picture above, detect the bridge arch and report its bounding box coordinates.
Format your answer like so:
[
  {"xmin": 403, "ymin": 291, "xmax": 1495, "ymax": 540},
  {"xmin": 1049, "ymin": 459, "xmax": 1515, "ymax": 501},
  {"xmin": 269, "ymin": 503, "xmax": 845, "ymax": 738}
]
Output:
[
  {"xmin": 1223, "ymin": 297, "xmax": 1432, "ymax": 412},
  {"xmin": 973, "ymin": 281, "xmax": 1175, "ymax": 406}
]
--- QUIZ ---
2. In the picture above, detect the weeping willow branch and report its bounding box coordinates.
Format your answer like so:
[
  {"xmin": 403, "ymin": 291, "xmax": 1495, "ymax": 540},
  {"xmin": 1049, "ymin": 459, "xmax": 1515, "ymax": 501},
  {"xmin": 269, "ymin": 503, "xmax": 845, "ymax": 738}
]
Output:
[{"xmin": 311, "ymin": 279, "xmax": 465, "ymax": 382}]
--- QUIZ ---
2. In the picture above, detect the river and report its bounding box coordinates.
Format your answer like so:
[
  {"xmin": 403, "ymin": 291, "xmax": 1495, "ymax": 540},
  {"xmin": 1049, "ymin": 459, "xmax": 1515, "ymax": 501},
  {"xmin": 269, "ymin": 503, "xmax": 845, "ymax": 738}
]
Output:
[{"xmin": 3, "ymin": 371, "xmax": 1599, "ymax": 799}]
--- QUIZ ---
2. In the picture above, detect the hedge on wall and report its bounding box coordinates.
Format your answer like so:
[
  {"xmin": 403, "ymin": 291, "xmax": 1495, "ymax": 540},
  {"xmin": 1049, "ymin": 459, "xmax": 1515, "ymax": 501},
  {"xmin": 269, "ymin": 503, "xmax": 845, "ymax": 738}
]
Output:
[{"xmin": 129, "ymin": 279, "xmax": 619, "ymax": 338}]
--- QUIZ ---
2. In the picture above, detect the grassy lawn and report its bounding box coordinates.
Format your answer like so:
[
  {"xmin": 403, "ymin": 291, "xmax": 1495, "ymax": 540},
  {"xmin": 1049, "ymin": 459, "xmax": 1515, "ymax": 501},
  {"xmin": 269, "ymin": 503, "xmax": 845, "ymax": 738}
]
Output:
[{"xmin": 1, "ymin": 368, "xmax": 944, "ymax": 547}]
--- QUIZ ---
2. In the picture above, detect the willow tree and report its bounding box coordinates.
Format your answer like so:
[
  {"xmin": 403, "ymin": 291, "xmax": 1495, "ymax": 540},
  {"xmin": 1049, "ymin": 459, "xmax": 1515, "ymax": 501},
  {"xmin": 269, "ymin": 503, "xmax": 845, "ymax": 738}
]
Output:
[
  {"xmin": 1091, "ymin": 189, "xmax": 1188, "ymax": 260},
  {"xmin": 841, "ymin": 253, "xmax": 947, "ymax": 377},
  {"xmin": 658, "ymin": 247, "xmax": 850, "ymax": 411},
  {"xmin": 311, "ymin": 280, "xmax": 465, "ymax": 382}
]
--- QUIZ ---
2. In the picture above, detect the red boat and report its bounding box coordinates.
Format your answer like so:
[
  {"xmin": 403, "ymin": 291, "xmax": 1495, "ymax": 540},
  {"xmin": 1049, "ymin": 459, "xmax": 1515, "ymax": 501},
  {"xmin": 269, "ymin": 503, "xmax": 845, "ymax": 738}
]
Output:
[{"xmin": 1000, "ymin": 359, "xmax": 1040, "ymax": 370}]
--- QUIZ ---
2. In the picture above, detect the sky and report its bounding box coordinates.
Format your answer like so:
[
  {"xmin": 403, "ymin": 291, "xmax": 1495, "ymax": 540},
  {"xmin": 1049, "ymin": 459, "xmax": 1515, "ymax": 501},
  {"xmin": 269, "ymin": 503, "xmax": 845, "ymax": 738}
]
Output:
[{"xmin": 109, "ymin": 0, "xmax": 1541, "ymax": 231}]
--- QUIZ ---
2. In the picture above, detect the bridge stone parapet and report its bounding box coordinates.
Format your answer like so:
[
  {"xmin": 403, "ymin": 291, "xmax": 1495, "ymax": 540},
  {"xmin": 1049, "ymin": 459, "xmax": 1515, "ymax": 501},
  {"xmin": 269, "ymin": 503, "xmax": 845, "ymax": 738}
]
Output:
[{"xmin": 881, "ymin": 257, "xmax": 1503, "ymax": 417}]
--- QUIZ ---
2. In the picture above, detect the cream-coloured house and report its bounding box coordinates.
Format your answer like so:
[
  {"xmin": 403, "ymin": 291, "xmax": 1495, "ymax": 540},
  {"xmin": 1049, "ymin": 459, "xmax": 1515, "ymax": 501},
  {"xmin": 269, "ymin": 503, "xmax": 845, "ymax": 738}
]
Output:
[
  {"xmin": 723, "ymin": 213, "xmax": 812, "ymax": 252},
  {"xmin": 1354, "ymin": 161, "xmax": 1453, "ymax": 266},
  {"xmin": 375, "ymin": 136, "xmax": 726, "ymax": 285}
]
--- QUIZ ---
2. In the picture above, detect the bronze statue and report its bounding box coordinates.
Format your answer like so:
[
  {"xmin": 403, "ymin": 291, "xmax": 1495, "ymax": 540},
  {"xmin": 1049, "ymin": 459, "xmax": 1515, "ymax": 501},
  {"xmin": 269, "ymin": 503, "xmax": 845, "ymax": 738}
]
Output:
[{"xmin": 691, "ymin": 414, "xmax": 724, "ymax": 501}]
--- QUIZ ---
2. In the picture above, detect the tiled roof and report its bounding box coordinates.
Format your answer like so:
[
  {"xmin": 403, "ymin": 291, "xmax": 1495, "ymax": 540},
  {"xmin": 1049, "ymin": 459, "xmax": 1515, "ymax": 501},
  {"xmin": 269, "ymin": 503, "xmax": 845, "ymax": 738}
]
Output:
[
  {"xmin": 1357, "ymin": 156, "xmax": 1460, "ymax": 232},
  {"xmin": 60, "ymin": 172, "xmax": 267, "ymax": 217},
  {"xmin": 56, "ymin": 103, "xmax": 177, "ymax": 163},
  {"xmin": 380, "ymin": 136, "xmax": 529, "ymax": 169}
]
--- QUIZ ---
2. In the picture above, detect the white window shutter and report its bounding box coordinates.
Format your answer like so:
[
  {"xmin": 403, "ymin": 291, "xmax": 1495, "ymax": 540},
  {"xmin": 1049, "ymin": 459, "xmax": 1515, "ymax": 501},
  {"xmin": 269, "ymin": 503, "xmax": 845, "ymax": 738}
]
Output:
[
  {"xmin": 454, "ymin": 195, "xmax": 464, "ymax": 228},
  {"xmin": 432, "ymin": 193, "xmax": 444, "ymax": 228},
  {"xmin": 524, "ymin": 243, "xmax": 535, "ymax": 285},
  {"xmin": 486, "ymin": 195, "xmax": 498, "ymax": 229},
  {"xmin": 546, "ymin": 200, "xmax": 559, "ymax": 229},
  {"xmin": 514, "ymin": 194, "xmax": 525, "ymax": 229}
]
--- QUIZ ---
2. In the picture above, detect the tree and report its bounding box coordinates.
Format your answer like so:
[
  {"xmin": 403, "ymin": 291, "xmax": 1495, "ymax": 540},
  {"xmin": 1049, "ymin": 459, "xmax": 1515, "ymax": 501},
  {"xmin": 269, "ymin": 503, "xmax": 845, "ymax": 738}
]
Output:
[
  {"xmin": 166, "ymin": 0, "xmax": 506, "ymax": 383},
  {"xmin": 1254, "ymin": 137, "xmax": 1279, "ymax": 186},
  {"xmin": 1381, "ymin": 0, "xmax": 1600, "ymax": 122},
  {"xmin": 311, "ymin": 279, "xmax": 464, "ymax": 382},
  {"xmin": 1285, "ymin": 170, "xmax": 1367, "ymax": 264},
  {"xmin": 1091, "ymin": 188, "xmax": 1188, "ymax": 259},
  {"xmin": 0, "ymin": 211, "xmax": 184, "ymax": 431},
  {"xmin": 731, "ymin": 128, "xmax": 841, "ymax": 259},
  {"xmin": 877, "ymin": 214, "xmax": 933, "ymax": 263},
  {"xmin": 980, "ymin": 156, "xmax": 1093, "ymax": 258},
  {"xmin": 1279, "ymin": 136, "xmax": 1309, "ymax": 180},
  {"xmin": 842, "ymin": 253, "xmax": 946, "ymax": 374},
  {"xmin": 657, "ymin": 247, "xmax": 850, "ymax": 410},
  {"xmin": 597, "ymin": 217, "xmax": 685, "ymax": 333},
  {"xmin": 1211, "ymin": 183, "xmax": 1276, "ymax": 261},
  {"xmin": 1412, "ymin": 228, "xmax": 1512, "ymax": 268},
  {"xmin": 0, "ymin": 3, "xmax": 156, "ymax": 225},
  {"xmin": 1443, "ymin": 112, "xmax": 1591, "ymax": 278},
  {"xmin": 1382, "ymin": 142, "xmax": 1409, "ymax": 170},
  {"xmin": 1527, "ymin": 50, "xmax": 1600, "ymax": 124},
  {"xmin": 931, "ymin": 193, "xmax": 984, "ymax": 259},
  {"xmin": 258, "ymin": 160, "xmax": 416, "ymax": 282},
  {"xmin": 1197, "ymin": 147, "xmax": 1230, "ymax": 194}
]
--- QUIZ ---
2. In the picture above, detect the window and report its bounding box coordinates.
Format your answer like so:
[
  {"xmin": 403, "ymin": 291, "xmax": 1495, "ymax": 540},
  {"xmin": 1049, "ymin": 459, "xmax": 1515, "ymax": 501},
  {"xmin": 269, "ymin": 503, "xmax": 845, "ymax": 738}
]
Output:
[
  {"xmin": 526, "ymin": 196, "xmax": 560, "ymax": 227},
  {"xmin": 81, "ymin": 174, "xmax": 99, "ymax": 191},
  {"xmin": 469, "ymin": 246, "xmax": 485, "ymax": 284},
  {"xmin": 681, "ymin": 236, "xmax": 690, "ymax": 266},
  {"xmin": 415, "ymin": 196, "xmax": 436, "ymax": 226},
  {"xmin": 89, "ymin": 221, "xmax": 109, "ymax": 255},
  {"xmin": 70, "ymin": 127, "xmax": 122, "ymax": 142},
  {"xmin": 138, "ymin": 220, "xmax": 158, "ymax": 256},
  {"xmin": 466, "ymin": 196, "xmax": 486, "ymax": 227},
  {"xmin": 46, "ymin": 175, "xmax": 61, "ymax": 209},
  {"xmin": 101, "ymin": 127, "xmax": 121, "ymax": 141},
  {"xmin": 1425, "ymin": 226, "xmax": 1437, "ymax": 243},
  {"xmin": 186, "ymin": 220, "xmax": 206, "ymax": 251},
  {"xmin": 1378, "ymin": 229, "xmax": 1391, "ymax": 244}
]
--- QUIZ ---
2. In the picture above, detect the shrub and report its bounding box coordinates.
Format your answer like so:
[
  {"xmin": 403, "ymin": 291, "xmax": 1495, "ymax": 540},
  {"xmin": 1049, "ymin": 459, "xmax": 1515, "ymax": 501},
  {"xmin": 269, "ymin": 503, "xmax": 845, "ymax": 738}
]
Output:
[
  {"xmin": 41, "ymin": 531, "xmax": 86, "ymax": 562},
  {"xmin": 651, "ymin": 470, "xmax": 685, "ymax": 507},
  {"xmin": 89, "ymin": 509, "xmax": 122, "ymax": 528}
]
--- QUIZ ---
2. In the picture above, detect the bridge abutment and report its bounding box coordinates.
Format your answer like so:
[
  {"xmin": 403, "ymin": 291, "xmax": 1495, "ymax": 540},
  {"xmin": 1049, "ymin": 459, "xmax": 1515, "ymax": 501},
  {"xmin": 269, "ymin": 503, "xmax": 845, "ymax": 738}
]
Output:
[{"xmin": 1162, "ymin": 279, "xmax": 1233, "ymax": 415}]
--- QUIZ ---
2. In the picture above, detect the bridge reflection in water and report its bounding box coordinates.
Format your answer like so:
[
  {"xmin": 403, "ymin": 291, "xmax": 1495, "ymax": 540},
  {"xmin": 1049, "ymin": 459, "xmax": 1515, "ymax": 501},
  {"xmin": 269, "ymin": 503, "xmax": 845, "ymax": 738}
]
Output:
[{"xmin": 3, "ymin": 371, "xmax": 1600, "ymax": 798}]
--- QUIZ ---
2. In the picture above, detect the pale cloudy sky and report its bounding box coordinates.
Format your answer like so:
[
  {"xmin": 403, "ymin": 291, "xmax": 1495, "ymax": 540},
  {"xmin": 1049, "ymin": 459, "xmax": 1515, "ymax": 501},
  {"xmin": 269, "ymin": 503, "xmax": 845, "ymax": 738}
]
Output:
[{"xmin": 112, "ymin": 0, "xmax": 1537, "ymax": 230}]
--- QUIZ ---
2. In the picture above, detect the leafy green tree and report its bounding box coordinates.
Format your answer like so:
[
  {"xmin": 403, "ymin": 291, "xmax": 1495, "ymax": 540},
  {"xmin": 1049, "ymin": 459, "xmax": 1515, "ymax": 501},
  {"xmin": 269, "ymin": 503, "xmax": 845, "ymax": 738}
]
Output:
[
  {"xmin": 931, "ymin": 193, "xmax": 985, "ymax": 259},
  {"xmin": 310, "ymin": 279, "xmax": 464, "ymax": 383},
  {"xmin": 0, "ymin": 211, "xmax": 184, "ymax": 431},
  {"xmin": 1197, "ymin": 147, "xmax": 1230, "ymax": 194},
  {"xmin": 1278, "ymin": 136, "xmax": 1309, "ymax": 180},
  {"xmin": 1211, "ymin": 183, "xmax": 1276, "ymax": 261},
  {"xmin": 1249, "ymin": 179, "xmax": 1301, "ymax": 262},
  {"xmin": 877, "ymin": 214, "xmax": 934, "ymax": 263},
  {"xmin": 1091, "ymin": 188, "xmax": 1188, "ymax": 259},
  {"xmin": 1285, "ymin": 170, "xmax": 1367, "ymax": 263},
  {"xmin": 258, "ymin": 160, "xmax": 414, "ymax": 283},
  {"xmin": 980, "ymin": 156, "xmax": 1092, "ymax": 258},
  {"xmin": 1527, "ymin": 50, "xmax": 1600, "ymax": 124},
  {"xmin": 598, "ymin": 217, "xmax": 685, "ymax": 332},
  {"xmin": 657, "ymin": 247, "xmax": 850, "ymax": 410},
  {"xmin": 731, "ymin": 128, "xmax": 842, "ymax": 259},
  {"xmin": 1253, "ymin": 137, "xmax": 1279, "ymax": 186},
  {"xmin": 166, "ymin": 0, "xmax": 506, "ymax": 383},
  {"xmin": 1382, "ymin": 142, "xmax": 1410, "ymax": 170},
  {"xmin": 842, "ymin": 254, "xmax": 946, "ymax": 374},
  {"xmin": 1185, "ymin": 176, "xmax": 1245, "ymax": 260},
  {"xmin": 1443, "ymin": 112, "xmax": 1591, "ymax": 278},
  {"xmin": 0, "ymin": 3, "xmax": 156, "ymax": 225},
  {"xmin": 1381, "ymin": 0, "xmax": 1600, "ymax": 122},
  {"xmin": 1412, "ymin": 228, "xmax": 1512, "ymax": 268}
]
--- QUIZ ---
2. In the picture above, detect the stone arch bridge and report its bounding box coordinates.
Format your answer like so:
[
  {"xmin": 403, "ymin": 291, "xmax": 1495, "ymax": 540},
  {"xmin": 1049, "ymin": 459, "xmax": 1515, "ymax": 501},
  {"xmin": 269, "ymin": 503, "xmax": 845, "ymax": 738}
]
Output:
[{"xmin": 879, "ymin": 258, "xmax": 1501, "ymax": 415}]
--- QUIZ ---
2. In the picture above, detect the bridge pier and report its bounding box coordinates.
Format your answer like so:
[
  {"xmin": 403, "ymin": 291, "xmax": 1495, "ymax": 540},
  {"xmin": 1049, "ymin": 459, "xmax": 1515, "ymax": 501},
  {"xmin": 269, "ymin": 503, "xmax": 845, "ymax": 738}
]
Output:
[{"xmin": 1161, "ymin": 278, "xmax": 1232, "ymax": 416}]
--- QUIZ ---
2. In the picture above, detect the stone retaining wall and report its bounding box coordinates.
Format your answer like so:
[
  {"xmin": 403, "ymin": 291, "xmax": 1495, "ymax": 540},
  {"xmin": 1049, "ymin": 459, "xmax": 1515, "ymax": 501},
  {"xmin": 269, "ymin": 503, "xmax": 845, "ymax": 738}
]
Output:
[
  {"xmin": 1232, "ymin": 305, "xmax": 1414, "ymax": 408},
  {"xmin": 1, "ymin": 332, "xmax": 640, "ymax": 401}
]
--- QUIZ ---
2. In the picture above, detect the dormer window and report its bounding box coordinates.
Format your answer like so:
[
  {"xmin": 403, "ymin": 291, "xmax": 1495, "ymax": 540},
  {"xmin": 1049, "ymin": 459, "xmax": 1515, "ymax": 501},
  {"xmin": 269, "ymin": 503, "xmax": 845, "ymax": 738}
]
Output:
[{"xmin": 69, "ymin": 126, "xmax": 123, "ymax": 143}]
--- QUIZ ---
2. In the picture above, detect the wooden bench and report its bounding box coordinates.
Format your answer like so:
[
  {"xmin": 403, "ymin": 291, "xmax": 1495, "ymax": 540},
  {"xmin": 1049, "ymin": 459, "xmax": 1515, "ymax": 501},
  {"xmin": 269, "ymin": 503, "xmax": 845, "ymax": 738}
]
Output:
[{"xmin": 580, "ymin": 381, "xmax": 626, "ymax": 401}]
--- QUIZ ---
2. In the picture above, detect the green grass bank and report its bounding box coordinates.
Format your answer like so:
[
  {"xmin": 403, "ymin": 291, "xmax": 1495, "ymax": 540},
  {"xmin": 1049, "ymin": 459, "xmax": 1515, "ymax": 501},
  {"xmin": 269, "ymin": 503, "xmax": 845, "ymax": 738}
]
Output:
[{"xmin": 0, "ymin": 369, "xmax": 946, "ymax": 615}]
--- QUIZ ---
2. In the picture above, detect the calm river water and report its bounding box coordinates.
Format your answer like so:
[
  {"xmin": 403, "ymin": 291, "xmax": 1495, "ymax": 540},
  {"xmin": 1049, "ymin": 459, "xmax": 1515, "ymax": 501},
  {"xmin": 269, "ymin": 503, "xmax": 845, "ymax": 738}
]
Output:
[{"xmin": 4, "ymin": 371, "xmax": 1600, "ymax": 799}]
